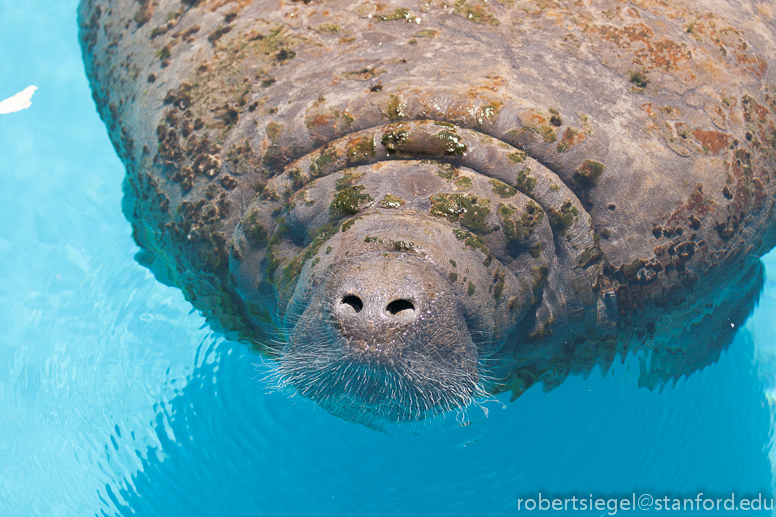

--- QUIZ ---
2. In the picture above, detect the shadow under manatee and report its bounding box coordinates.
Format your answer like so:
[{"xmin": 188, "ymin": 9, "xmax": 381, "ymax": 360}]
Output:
[
  {"xmin": 636, "ymin": 259, "xmax": 766, "ymax": 390},
  {"xmin": 108, "ymin": 313, "xmax": 774, "ymax": 517}
]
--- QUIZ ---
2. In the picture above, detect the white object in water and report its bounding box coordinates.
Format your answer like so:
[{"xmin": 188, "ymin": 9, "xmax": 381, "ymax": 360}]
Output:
[{"xmin": 0, "ymin": 85, "xmax": 37, "ymax": 114}]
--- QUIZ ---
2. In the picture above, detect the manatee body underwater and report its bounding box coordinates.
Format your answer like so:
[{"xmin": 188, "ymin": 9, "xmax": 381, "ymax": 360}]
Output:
[{"xmin": 78, "ymin": 0, "xmax": 776, "ymax": 427}]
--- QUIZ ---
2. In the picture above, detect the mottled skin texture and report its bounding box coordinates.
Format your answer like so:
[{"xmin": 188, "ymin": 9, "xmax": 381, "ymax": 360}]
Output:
[{"xmin": 79, "ymin": 0, "xmax": 776, "ymax": 425}]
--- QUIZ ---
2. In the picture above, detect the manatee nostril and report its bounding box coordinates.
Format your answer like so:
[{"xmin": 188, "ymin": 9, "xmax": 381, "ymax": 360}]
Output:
[
  {"xmin": 387, "ymin": 299, "xmax": 415, "ymax": 315},
  {"xmin": 341, "ymin": 295, "xmax": 363, "ymax": 313}
]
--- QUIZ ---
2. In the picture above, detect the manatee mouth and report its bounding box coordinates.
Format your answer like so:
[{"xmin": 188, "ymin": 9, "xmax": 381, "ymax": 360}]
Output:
[{"xmin": 277, "ymin": 337, "xmax": 483, "ymax": 427}]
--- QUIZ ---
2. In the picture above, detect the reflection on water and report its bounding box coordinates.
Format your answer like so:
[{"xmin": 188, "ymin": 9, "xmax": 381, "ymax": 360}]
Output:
[
  {"xmin": 0, "ymin": 1, "xmax": 774, "ymax": 516},
  {"xmin": 106, "ymin": 333, "xmax": 773, "ymax": 516}
]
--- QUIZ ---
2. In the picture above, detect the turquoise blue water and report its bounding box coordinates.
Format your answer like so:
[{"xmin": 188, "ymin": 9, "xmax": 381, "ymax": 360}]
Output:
[{"xmin": 1, "ymin": 2, "xmax": 776, "ymax": 516}]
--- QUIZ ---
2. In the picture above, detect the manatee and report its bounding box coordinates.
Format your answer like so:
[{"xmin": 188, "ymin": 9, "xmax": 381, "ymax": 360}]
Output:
[{"xmin": 78, "ymin": 0, "xmax": 776, "ymax": 426}]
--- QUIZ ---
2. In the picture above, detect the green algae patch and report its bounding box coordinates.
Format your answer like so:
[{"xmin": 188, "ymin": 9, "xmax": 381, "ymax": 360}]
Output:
[
  {"xmin": 413, "ymin": 29, "xmax": 438, "ymax": 38},
  {"xmin": 548, "ymin": 200, "xmax": 579, "ymax": 232},
  {"xmin": 430, "ymin": 194, "xmax": 495, "ymax": 234},
  {"xmin": 453, "ymin": 228, "xmax": 494, "ymax": 267},
  {"xmin": 536, "ymin": 126, "xmax": 557, "ymax": 143},
  {"xmin": 377, "ymin": 8, "xmax": 413, "ymax": 21},
  {"xmin": 381, "ymin": 127, "xmax": 410, "ymax": 152},
  {"xmin": 288, "ymin": 168, "xmax": 304, "ymax": 189},
  {"xmin": 489, "ymin": 179, "xmax": 517, "ymax": 198},
  {"xmin": 455, "ymin": 176, "xmax": 473, "ymax": 190},
  {"xmin": 341, "ymin": 112, "xmax": 355, "ymax": 127},
  {"xmin": 380, "ymin": 194, "xmax": 405, "ymax": 208},
  {"xmin": 435, "ymin": 163, "xmax": 457, "ymax": 180},
  {"xmin": 498, "ymin": 203, "xmax": 515, "ymax": 218},
  {"xmin": 386, "ymin": 95, "xmax": 405, "ymax": 120},
  {"xmin": 313, "ymin": 23, "xmax": 341, "ymax": 32},
  {"xmin": 507, "ymin": 151, "xmax": 527, "ymax": 163},
  {"xmin": 556, "ymin": 127, "xmax": 586, "ymax": 152},
  {"xmin": 309, "ymin": 147, "xmax": 338, "ymax": 178},
  {"xmin": 531, "ymin": 265, "xmax": 550, "ymax": 291},
  {"xmin": 515, "ymin": 168, "xmax": 537, "ymax": 193},
  {"xmin": 330, "ymin": 186, "xmax": 373, "ymax": 217},
  {"xmin": 519, "ymin": 111, "xmax": 558, "ymax": 143},
  {"xmin": 266, "ymin": 121, "xmax": 283, "ymax": 143},
  {"xmin": 479, "ymin": 103, "xmax": 501, "ymax": 125},
  {"xmin": 381, "ymin": 127, "xmax": 466, "ymax": 157},
  {"xmin": 268, "ymin": 216, "xmax": 290, "ymax": 248},
  {"xmin": 392, "ymin": 240, "xmax": 419, "ymax": 253},
  {"xmin": 346, "ymin": 135, "xmax": 376, "ymax": 164},
  {"xmin": 629, "ymin": 70, "xmax": 649, "ymax": 88},
  {"xmin": 341, "ymin": 217, "xmax": 361, "ymax": 232},
  {"xmin": 572, "ymin": 160, "xmax": 604, "ymax": 187},
  {"xmin": 243, "ymin": 210, "xmax": 269, "ymax": 247},
  {"xmin": 493, "ymin": 269, "xmax": 506, "ymax": 301},
  {"xmin": 454, "ymin": 0, "xmax": 500, "ymax": 25},
  {"xmin": 434, "ymin": 130, "xmax": 467, "ymax": 155},
  {"xmin": 430, "ymin": 194, "xmax": 471, "ymax": 221},
  {"xmin": 459, "ymin": 200, "xmax": 494, "ymax": 234},
  {"xmin": 499, "ymin": 201, "xmax": 544, "ymax": 254}
]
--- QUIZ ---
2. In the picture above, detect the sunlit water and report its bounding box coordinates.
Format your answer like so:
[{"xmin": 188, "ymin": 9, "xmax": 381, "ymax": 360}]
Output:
[{"xmin": 1, "ymin": 2, "xmax": 775, "ymax": 516}]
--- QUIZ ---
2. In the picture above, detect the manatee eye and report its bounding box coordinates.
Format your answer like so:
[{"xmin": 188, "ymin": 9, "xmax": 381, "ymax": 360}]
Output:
[
  {"xmin": 341, "ymin": 295, "xmax": 363, "ymax": 313},
  {"xmin": 387, "ymin": 299, "xmax": 414, "ymax": 315}
]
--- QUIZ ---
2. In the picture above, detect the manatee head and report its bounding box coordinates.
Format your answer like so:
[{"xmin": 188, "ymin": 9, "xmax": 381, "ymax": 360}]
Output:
[{"xmin": 231, "ymin": 126, "xmax": 559, "ymax": 425}]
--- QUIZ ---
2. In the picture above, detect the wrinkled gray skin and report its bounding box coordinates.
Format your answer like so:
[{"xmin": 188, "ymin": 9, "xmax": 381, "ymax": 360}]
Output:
[{"xmin": 79, "ymin": 0, "xmax": 776, "ymax": 427}]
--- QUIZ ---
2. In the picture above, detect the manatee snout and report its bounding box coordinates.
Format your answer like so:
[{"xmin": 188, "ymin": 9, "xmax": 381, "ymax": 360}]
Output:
[
  {"xmin": 331, "ymin": 255, "xmax": 468, "ymax": 359},
  {"xmin": 280, "ymin": 252, "xmax": 482, "ymax": 425}
]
